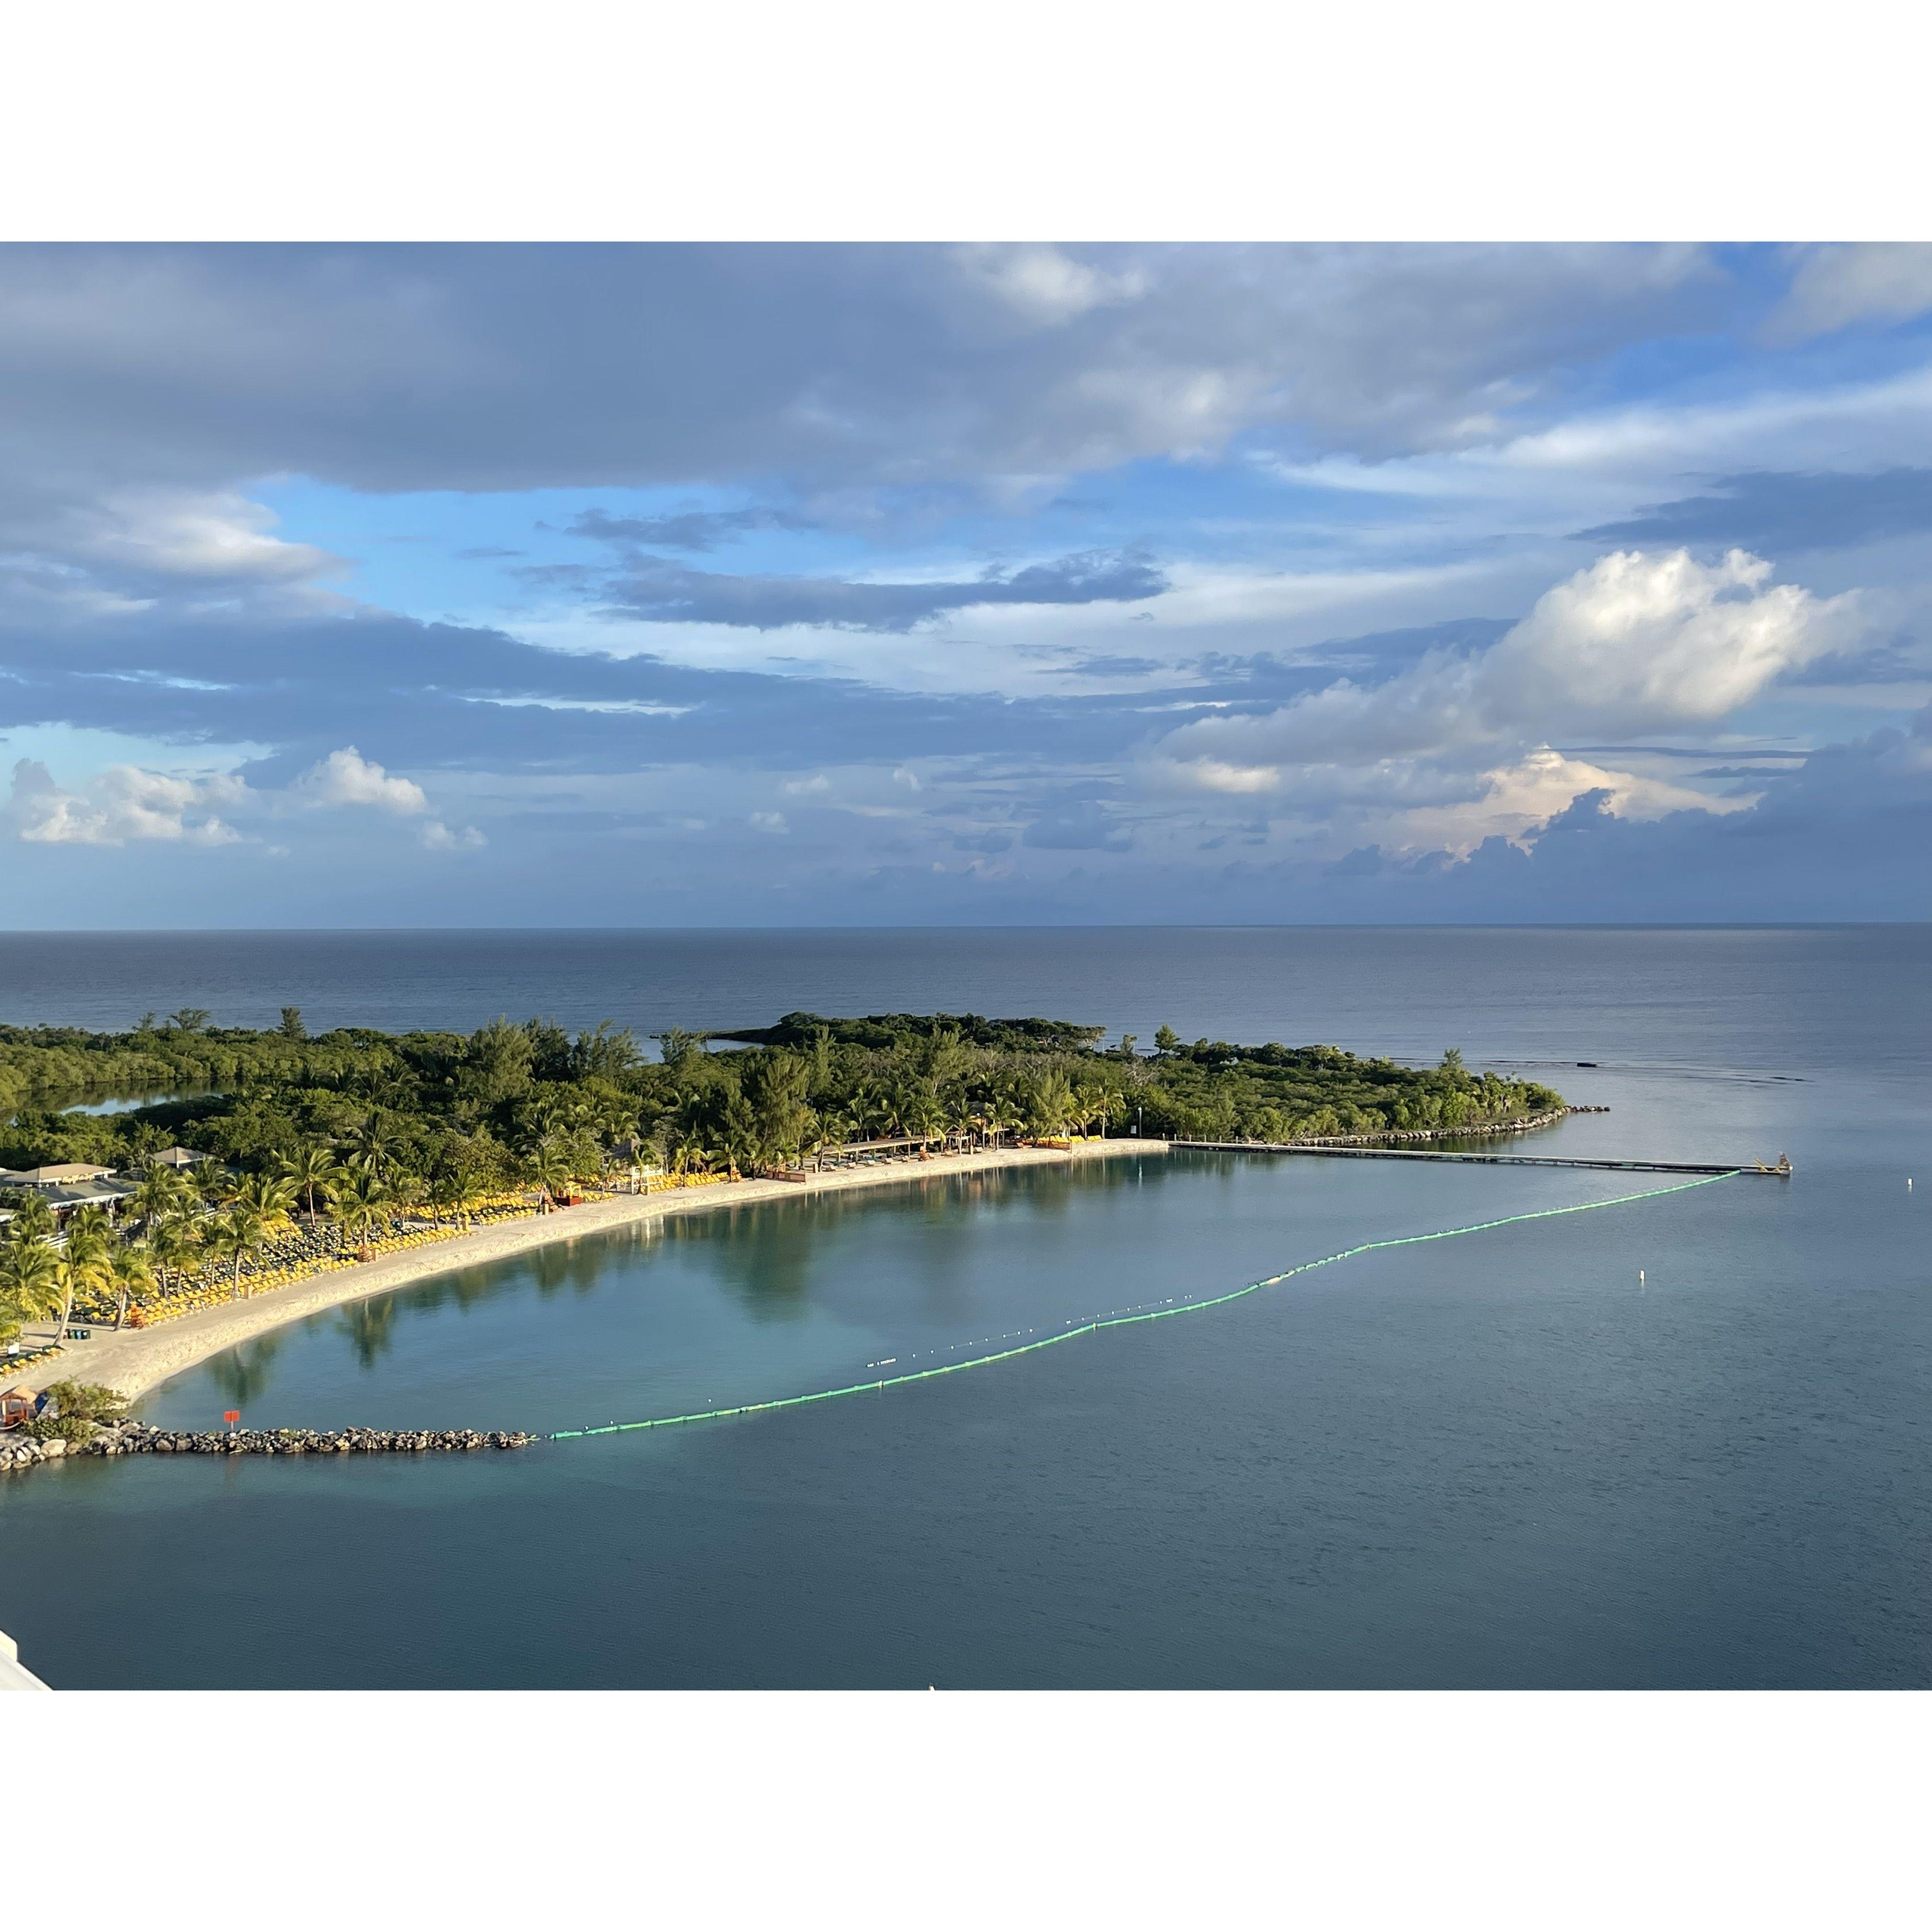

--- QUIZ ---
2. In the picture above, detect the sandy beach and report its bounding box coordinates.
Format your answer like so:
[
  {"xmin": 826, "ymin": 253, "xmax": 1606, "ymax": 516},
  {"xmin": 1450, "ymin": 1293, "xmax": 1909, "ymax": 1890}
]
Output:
[{"xmin": 28, "ymin": 1138, "xmax": 1171, "ymax": 1403}]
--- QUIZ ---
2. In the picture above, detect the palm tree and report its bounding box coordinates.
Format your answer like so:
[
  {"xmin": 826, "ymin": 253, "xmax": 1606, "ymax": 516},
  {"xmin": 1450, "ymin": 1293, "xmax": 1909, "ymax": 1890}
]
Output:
[
  {"xmin": 1, "ymin": 1190, "xmax": 57, "ymax": 1244},
  {"xmin": 0, "ymin": 1237, "xmax": 63, "ymax": 1346},
  {"xmin": 526, "ymin": 1135, "xmax": 576, "ymax": 1208},
  {"xmin": 811, "ymin": 1107, "xmax": 854, "ymax": 1168},
  {"xmin": 386, "ymin": 1163, "xmax": 426, "ymax": 1219},
  {"xmin": 192, "ymin": 1179, "xmax": 290, "ymax": 1300},
  {"xmin": 202, "ymin": 1205, "xmax": 269, "ymax": 1300},
  {"xmin": 199, "ymin": 1163, "xmax": 241, "ymax": 1210},
  {"xmin": 426, "ymin": 1170, "xmax": 467, "ymax": 1227},
  {"xmin": 65, "ymin": 1202, "xmax": 115, "ymax": 1248},
  {"xmin": 51, "ymin": 1206, "xmax": 116, "ymax": 1334},
  {"xmin": 447, "ymin": 1167, "xmax": 487, "ymax": 1228},
  {"xmin": 336, "ymin": 1170, "xmax": 393, "ymax": 1249},
  {"xmin": 49, "ymin": 1248, "xmax": 105, "ymax": 1341},
  {"xmin": 230, "ymin": 1172, "xmax": 298, "ymax": 1223},
  {"xmin": 1069, "ymin": 1083, "xmax": 1115, "ymax": 1139},
  {"xmin": 1024, "ymin": 1070, "xmax": 1076, "ymax": 1139},
  {"xmin": 109, "ymin": 1242, "xmax": 156, "ymax": 1330},
  {"xmin": 894, "ymin": 1083, "xmax": 943, "ymax": 1148},
  {"xmin": 280, "ymin": 1145, "xmax": 346, "ymax": 1222},
  {"xmin": 943, "ymin": 1092, "xmax": 978, "ymax": 1151},
  {"xmin": 149, "ymin": 1215, "xmax": 197, "ymax": 1301},
  {"xmin": 846, "ymin": 1079, "xmax": 891, "ymax": 1140},
  {"xmin": 130, "ymin": 1161, "xmax": 196, "ymax": 1231},
  {"xmin": 666, "ymin": 1128, "xmax": 710, "ymax": 1177},
  {"xmin": 343, "ymin": 1116, "xmax": 397, "ymax": 1179},
  {"xmin": 984, "ymin": 1077, "xmax": 1026, "ymax": 1148}
]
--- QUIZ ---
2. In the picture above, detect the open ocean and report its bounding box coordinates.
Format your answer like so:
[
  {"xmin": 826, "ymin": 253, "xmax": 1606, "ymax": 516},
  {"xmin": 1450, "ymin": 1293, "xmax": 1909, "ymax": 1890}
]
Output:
[{"xmin": 1, "ymin": 926, "xmax": 1927, "ymax": 1688}]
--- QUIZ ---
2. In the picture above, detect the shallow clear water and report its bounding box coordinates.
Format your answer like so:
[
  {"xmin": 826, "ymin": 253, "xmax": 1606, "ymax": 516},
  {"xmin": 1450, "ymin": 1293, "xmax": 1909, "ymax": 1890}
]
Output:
[
  {"xmin": 1, "ymin": 927, "xmax": 1927, "ymax": 1688},
  {"xmin": 58, "ymin": 1089, "xmax": 216, "ymax": 1118}
]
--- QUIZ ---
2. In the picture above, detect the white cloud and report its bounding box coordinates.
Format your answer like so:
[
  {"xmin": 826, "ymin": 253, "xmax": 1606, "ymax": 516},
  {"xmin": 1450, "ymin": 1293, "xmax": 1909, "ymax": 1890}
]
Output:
[
  {"xmin": 5, "ymin": 757, "xmax": 244, "ymax": 846},
  {"xmin": 1145, "ymin": 549, "xmax": 1859, "ymax": 864},
  {"xmin": 1272, "ymin": 359, "xmax": 1932, "ymax": 553},
  {"xmin": 1480, "ymin": 548, "xmax": 1852, "ymax": 734},
  {"xmin": 1181, "ymin": 759, "xmax": 1284, "ymax": 794},
  {"xmin": 1160, "ymin": 549, "xmax": 1856, "ymax": 779},
  {"xmin": 1373, "ymin": 748, "xmax": 1747, "ymax": 858},
  {"xmin": 419, "ymin": 820, "xmax": 486, "ymax": 851},
  {"xmin": 4, "ymin": 743, "xmax": 474, "ymax": 854},
  {"xmin": 63, "ymin": 489, "xmax": 339, "ymax": 584},
  {"xmin": 953, "ymin": 245, "xmax": 1150, "ymax": 328},
  {"xmin": 1765, "ymin": 244, "xmax": 1932, "ymax": 345},
  {"xmin": 748, "ymin": 811, "xmax": 789, "ymax": 833},
  {"xmin": 293, "ymin": 746, "xmax": 428, "ymax": 814},
  {"xmin": 781, "ymin": 774, "xmax": 831, "ymax": 795}
]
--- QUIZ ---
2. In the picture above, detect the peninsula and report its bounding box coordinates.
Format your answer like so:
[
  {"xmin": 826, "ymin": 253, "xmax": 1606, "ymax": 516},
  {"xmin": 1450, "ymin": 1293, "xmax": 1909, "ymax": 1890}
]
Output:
[{"xmin": 2, "ymin": 1009, "xmax": 1565, "ymax": 1402}]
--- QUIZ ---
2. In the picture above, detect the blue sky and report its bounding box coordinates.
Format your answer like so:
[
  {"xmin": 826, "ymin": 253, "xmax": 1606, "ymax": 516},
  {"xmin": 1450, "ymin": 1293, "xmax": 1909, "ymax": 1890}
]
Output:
[{"xmin": 4, "ymin": 241, "xmax": 1931, "ymax": 926}]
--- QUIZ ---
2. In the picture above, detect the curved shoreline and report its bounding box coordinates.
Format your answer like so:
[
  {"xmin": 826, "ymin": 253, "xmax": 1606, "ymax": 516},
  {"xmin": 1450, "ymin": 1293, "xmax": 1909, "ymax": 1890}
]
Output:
[{"xmin": 28, "ymin": 1140, "xmax": 1173, "ymax": 1403}]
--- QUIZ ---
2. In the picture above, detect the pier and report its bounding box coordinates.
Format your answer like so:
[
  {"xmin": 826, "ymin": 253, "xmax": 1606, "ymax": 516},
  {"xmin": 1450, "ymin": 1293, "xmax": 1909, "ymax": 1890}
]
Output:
[{"xmin": 1170, "ymin": 1142, "xmax": 1790, "ymax": 1176}]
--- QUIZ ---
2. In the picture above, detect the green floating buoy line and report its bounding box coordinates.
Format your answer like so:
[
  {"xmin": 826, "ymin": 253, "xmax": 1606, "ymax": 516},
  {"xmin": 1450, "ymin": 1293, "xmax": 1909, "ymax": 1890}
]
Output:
[{"xmin": 550, "ymin": 1169, "xmax": 1741, "ymax": 1441}]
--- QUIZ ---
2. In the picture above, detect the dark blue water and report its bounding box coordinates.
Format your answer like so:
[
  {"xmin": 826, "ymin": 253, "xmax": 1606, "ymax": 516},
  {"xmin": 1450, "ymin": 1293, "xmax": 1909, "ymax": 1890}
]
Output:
[
  {"xmin": 0, "ymin": 924, "xmax": 1919, "ymax": 1076},
  {"xmin": 1, "ymin": 928, "xmax": 1926, "ymax": 1687}
]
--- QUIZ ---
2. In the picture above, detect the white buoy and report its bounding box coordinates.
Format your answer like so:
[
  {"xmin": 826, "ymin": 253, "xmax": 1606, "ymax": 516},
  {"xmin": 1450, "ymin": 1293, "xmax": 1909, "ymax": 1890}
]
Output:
[{"xmin": 1639, "ymin": 1269, "xmax": 1645, "ymax": 1283}]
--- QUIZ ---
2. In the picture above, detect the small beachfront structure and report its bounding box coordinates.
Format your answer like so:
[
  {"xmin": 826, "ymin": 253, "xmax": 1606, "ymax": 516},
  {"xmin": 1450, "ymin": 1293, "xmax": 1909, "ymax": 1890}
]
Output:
[
  {"xmin": 0, "ymin": 1162, "xmax": 137, "ymax": 1221},
  {"xmin": 0, "ymin": 1162, "xmax": 117, "ymax": 1186},
  {"xmin": 148, "ymin": 1146, "xmax": 212, "ymax": 1172}
]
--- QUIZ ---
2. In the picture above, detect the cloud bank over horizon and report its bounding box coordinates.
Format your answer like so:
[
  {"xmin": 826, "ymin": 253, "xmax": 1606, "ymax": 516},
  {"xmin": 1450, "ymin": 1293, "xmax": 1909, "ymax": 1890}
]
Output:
[{"xmin": 2, "ymin": 242, "xmax": 1930, "ymax": 927}]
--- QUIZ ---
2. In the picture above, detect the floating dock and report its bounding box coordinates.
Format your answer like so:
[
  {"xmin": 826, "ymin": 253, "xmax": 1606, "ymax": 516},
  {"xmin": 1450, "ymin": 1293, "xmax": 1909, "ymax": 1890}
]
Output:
[{"xmin": 1169, "ymin": 1142, "xmax": 1789, "ymax": 1176}]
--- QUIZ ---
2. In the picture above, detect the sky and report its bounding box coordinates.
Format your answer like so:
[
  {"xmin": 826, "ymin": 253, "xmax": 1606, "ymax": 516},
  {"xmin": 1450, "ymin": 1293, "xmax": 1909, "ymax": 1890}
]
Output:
[{"xmin": 4, "ymin": 241, "xmax": 1932, "ymax": 927}]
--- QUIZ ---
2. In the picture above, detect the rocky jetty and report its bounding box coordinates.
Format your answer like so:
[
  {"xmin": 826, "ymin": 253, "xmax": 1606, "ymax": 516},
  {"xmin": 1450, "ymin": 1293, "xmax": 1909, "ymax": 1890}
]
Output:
[{"xmin": 1, "ymin": 1420, "xmax": 536, "ymax": 1472}]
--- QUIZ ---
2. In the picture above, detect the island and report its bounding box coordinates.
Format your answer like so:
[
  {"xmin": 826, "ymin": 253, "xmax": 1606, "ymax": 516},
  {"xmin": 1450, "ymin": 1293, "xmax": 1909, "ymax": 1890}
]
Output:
[{"xmin": 1, "ymin": 1009, "xmax": 1564, "ymax": 1413}]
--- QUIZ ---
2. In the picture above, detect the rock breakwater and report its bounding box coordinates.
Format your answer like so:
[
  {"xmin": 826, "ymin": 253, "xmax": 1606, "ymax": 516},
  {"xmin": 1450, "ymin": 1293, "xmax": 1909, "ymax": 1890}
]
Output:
[{"xmin": 1, "ymin": 1421, "xmax": 536, "ymax": 1472}]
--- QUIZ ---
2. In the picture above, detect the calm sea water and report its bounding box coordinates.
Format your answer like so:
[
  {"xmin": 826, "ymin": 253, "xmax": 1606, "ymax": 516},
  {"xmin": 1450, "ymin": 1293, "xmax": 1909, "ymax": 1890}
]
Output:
[{"xmin": 1, "ymin": 927, "xmax": 1927, "ymax": 1688}]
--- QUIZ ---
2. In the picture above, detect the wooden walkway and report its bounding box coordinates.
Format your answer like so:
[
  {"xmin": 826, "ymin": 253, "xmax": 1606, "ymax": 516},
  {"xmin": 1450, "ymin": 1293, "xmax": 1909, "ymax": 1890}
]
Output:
[{"xmin": 1170, "ymin": 1141, "xmax": 1789, "ymax": 1176}]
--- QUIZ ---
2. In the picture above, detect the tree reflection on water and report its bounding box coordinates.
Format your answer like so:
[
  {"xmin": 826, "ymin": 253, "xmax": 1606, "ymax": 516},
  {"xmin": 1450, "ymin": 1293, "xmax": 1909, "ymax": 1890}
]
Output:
[
  {"xmin": 335, "ymin": 1295, "xmax": 401, "ymax": 1368},
  {"xmin": 204, "ymin": 1331, "xmax": 288, "ymax": 1407}
]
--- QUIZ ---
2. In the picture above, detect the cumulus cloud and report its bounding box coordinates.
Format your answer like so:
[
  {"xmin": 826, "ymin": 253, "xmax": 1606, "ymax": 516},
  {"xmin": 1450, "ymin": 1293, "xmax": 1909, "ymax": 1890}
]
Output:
[
  {"xmin": 419, "ymin": 819, "xmax": 486, "ymax": 850},
  {"xmin": 4, "ymin": 757, "xmax": 244, "ymax": 846},
  {"xmin": 1299, "ymin": 703, "xmax": 1932, "ymax": 923},
  {"xmin": 1358, "ymin": 748, "xmax": 1745, "ymax": 857},
  {"xmin": 1159, "ymin": 549, "xmax": 1857, "ymax": 780},
  {"xmin": 291, "ymin": 747, "xmax": 429, "ymax": 814},
  {"xmin": 1477, "ymin": 548, "xmax": 1852, "ymax": 733},
  {"xmin": 2, "ymin": 743, "xmax": 472, "ymax": 855}
]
